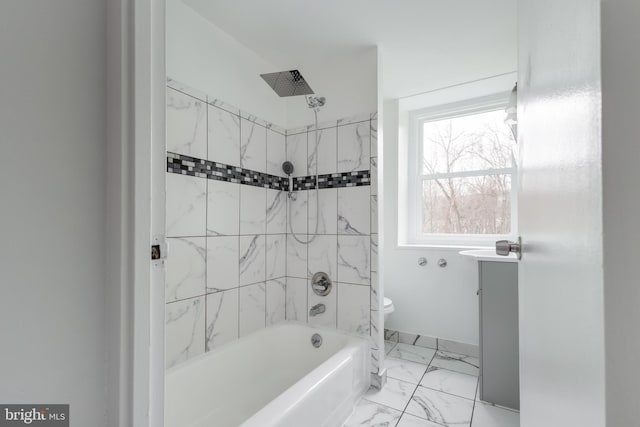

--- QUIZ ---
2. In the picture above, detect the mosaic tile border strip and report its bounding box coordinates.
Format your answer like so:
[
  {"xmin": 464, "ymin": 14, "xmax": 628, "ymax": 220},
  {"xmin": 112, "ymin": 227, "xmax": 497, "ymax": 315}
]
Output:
[
  {"xmin": 167, "ymin": 152, "xmax": 371, "ymax": 191},
  {"xmin": 293, "ymin": 171, "xmax": 371, "ymax": 190},
  {"xmin": 167, "ymin": 152, "xmax": 289, "ymax": 190}
]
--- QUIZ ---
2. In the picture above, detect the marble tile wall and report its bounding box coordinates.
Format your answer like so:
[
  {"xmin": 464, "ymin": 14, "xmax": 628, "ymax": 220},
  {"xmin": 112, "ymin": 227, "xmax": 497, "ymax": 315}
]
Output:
[
  {"xmin": 165, "ymin": 84, "xmax": 287, "ymax": 369},
  {"xmin": 165, "ymin": 79, "xmax": 381, "ymax": 376},
  {"xmin": 285, "ymin": 114, "xmax": 381, "ymax": 381}
]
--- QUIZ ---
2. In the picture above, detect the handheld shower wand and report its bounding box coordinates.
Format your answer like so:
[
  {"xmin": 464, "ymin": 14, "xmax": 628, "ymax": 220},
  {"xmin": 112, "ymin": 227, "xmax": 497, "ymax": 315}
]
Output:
[
  {"xmin": 282, "ymin": 161, "xmax": 296, "ymax": 200},
  {"xmin": 283, "ymin": 95, "xmax": 327, "ymax": 245}
]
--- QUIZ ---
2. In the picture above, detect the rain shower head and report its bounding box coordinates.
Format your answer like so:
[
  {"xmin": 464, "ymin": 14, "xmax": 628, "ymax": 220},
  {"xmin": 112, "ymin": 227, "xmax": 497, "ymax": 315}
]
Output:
[{"xmin": 260, "ymin": 70, "xmax": 314, "ymax": 97}]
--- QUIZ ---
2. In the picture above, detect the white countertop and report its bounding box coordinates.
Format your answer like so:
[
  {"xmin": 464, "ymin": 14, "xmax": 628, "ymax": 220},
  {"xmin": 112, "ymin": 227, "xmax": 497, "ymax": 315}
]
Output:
[{"xmin": 459, "ymin": 249, "xmax": 518, "ymax": 263}]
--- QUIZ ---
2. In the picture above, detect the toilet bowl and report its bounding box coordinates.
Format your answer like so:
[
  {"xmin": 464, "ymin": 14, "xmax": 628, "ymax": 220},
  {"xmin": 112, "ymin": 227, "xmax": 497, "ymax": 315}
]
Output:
[{"xmin": 383, "ymin": 297, "xmax": 395, "ymax": 321}]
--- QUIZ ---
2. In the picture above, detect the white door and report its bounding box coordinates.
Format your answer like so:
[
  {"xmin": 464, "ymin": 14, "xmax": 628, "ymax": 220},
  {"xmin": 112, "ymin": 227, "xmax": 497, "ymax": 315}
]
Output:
[{"xmin": 517, "ymin": 1, "xmax": 605, "ymax": 426}]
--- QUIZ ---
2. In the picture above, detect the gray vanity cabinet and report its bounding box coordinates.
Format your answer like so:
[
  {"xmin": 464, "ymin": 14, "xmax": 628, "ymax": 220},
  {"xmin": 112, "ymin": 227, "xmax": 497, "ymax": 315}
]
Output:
[{"xmin": 479, "ymin": 261, "xmax": 519, "ymax": 410}]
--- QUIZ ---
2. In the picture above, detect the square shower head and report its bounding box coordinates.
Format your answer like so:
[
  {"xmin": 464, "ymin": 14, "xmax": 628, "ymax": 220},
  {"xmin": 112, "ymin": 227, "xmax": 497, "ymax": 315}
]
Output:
[{"xmin": 260, "ymin": 69, "xmax": 315, "ymax": 97}]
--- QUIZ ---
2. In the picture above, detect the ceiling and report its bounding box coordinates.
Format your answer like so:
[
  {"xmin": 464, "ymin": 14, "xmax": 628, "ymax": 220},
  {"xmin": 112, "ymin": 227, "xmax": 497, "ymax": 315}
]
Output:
[{"xmin": 183, "ymin": 0, "xmax": 517, "ymax": 99}]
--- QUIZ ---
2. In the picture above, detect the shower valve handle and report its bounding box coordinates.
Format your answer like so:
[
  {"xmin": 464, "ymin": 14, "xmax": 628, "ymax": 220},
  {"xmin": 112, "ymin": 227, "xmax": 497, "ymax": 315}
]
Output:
[
  {"xmin": 311, "ymin": 272, "xmax": 332, "ymax": 296},
  {"xmin": 312, "ymin": 279, "xmax": 328, "ymax": 292}
]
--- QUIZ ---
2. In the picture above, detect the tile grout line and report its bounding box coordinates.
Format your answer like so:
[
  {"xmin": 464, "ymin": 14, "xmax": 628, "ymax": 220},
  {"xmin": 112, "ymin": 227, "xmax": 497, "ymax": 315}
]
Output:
[
  {"xmin": 336, "ymin": 161, "xmax": 340, "ymax": 330},
  {"xmin": 394, "ymin": 352, "xmax": 437, "ymax": 425},
  {"xmin": 334, "ymin": 124, "xmax": 340, "ymax": 332},
  {"xmin": 469, "ymin": 379, "xmax": 480, "ymax": 427},
  {"xmin": 204, "ymin": 100, "xmax": 209, "ymax": 353},
  {"xmin": 263, "ymin": 181, "xmax": 267, "ymax": 329},
  {"xmin": 284, "ymin": 131, "xmax": 289, "ymax": 322},
  {"xmin": 335, "ymin": 158, "xmax": 339, "ymax": 329},
  {"xmin": 237, "ymin": 117, "xmax": 242, "ymax": 341},
  {"xmin": 418, "ymin": 350, "xmax": 483, "ymax": 425},
  {"xmin": 305, "ymin": 131, "xmax": 309, "ymax": 325},
  {"xmin": 264, "ymin": 125, "xmax": 268, "ymax": 329},
  {"xmin": 369, "ymin": 120, "xmax": 375, "ymax": 355}
]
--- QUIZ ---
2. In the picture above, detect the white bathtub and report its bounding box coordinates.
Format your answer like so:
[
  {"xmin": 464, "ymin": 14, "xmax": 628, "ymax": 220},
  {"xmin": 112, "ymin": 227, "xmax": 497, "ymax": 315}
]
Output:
[{"xmin": 165, "ymin": 323, "xmax": 370, "ymax": 427}]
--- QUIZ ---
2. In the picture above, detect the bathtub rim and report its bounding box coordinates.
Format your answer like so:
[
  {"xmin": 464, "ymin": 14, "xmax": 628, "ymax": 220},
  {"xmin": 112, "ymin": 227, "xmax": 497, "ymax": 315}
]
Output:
[
  {"xmin": 165, "ymin": 321, "xmax": 371, "ymax": 376},
  {"xmin": 240, "ymin": 328, "xmax": 371, "ymax": 427},
  {"xmin": 164, "ymin": 322, "xmax": 372, "ymax": 427}
]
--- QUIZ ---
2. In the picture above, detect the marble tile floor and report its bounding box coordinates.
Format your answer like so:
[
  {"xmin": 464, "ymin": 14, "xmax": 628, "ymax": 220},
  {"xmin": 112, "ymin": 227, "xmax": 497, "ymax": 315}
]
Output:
[{"xmin": 343, "ymin": 341, "xmax": 519, "ymax": 427}]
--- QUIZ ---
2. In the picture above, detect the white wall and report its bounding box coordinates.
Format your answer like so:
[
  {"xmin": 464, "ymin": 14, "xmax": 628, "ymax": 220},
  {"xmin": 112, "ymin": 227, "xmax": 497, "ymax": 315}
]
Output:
[
  {"xmin": 167, "ymin": 0, "xmax": 287, "ymax": 126},
  {"xmin": 601, "ymin": 0, "xmax": 640, "ymax": 424},
  {"xmin": 382, "ymin": 99, "xmax": 479, "ymax": 346},
  {"xmin": 0, "ymin": 1, "xmax": 108, "ymax": 425},
  {"xmin": 383, "ymin": 74, "xmax": 516, "ymax": 346},
  {"xmin": 168, "ymin": 1, "xmax": 376, "ymax": 130},
  {"xmin": 284, "ymin": 49, "xmax": 378, "ymax": 128}
]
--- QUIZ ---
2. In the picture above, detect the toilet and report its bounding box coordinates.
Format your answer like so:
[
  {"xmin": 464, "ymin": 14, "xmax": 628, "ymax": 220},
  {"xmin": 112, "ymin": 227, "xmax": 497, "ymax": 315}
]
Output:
[{"xmin": 383, "ymin": 297, "xmax": 395, "ymax": 321}]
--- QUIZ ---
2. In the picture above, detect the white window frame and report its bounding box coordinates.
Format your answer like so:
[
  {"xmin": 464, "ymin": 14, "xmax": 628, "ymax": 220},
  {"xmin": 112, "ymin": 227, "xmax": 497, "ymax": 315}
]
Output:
[{"xmin": 406, "ymin": 92, "xmax": 518, "ymax": 247}]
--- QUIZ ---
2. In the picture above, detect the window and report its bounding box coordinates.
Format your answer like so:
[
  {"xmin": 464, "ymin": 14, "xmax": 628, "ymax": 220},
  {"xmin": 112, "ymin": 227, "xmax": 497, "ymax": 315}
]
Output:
[{"xmin": 406, "ymin": 94, "xmax": 517, "ymax": 246}]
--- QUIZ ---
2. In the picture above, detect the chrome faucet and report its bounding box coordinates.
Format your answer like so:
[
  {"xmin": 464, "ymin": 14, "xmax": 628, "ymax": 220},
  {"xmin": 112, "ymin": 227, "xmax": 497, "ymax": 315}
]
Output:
[{"xmin": 309, "ymin": 303, "xmax": 326, "ymax": 317}]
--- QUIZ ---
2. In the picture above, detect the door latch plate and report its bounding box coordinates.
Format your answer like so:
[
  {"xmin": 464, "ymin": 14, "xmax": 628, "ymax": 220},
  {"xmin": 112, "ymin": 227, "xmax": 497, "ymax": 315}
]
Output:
[{"xmin": 151, "ymin": 235, "xmax": 168, "ymax": 264}]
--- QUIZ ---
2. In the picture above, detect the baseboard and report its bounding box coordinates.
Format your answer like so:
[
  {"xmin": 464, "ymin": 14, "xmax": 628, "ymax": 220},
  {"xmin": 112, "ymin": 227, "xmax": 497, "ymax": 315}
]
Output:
[
  {"xmin": 384, "ymin": 328, "xmax": 479, "ymax": 358},
  {"xmin": 370, "ymin": 368, "xmax": 387, "ymax": 390}
]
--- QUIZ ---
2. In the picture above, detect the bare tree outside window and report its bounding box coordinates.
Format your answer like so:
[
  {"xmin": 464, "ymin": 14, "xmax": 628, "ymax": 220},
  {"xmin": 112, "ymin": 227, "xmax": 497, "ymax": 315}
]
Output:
[{"xmin": 420, "ymin": 109, "xmax": 515, "ymax": 235}]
